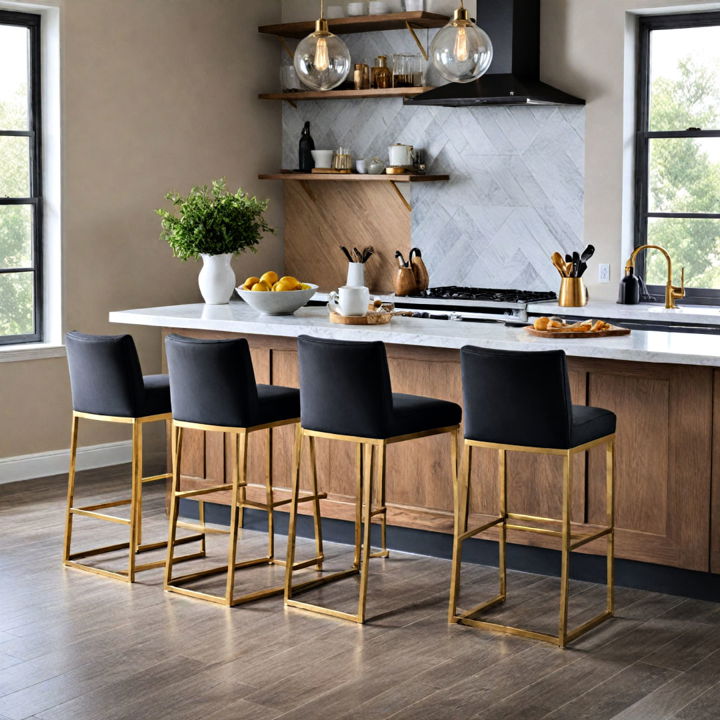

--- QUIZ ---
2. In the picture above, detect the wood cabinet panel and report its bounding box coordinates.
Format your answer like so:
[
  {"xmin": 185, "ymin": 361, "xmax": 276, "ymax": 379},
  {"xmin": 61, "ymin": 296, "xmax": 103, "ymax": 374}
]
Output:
[
  {"xmin": 584, "ymin": 361, "xmax": 712, "ymax": 571},
  {"xmin": 283, "ymin": 181, "xmax": 411, "ymax": 294},
  {"xmin": 163, "ymin": 328, "xmax": 714, "ymax": 571}
]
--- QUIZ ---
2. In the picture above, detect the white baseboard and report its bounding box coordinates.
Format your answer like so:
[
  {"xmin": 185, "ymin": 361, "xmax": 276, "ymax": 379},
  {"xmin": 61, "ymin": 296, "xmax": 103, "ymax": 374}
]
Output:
[{"xmin": 0, "ymin": 441, "xmax": 132, "ymax": 485}]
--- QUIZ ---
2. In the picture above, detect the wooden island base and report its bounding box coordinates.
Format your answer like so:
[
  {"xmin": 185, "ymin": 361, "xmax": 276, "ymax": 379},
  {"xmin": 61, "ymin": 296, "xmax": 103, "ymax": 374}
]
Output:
[{"xmin": 164, "ymin": 328, "xmax": 720, "ymax": 576}]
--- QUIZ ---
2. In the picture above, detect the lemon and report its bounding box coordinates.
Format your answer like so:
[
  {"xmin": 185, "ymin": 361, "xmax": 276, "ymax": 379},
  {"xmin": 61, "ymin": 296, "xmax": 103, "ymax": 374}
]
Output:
[
  {"xmin": 242, "ymin": 276, "xmax": 260, "ymax": 290},
  {"xmin": 279, "ymin": 275, "xmax": 300, "ymax": 288},
  {"xmin": 274, "ymin": 279, "xmax": 296, "ymax": 292},
  {"xmin": 251, "ymin": 281, "xmax": 270, "ymax": 292},
  {"xmin": 260, "ymin": 271, "xmax": 279, "ymax": 286},
  {"xmin": 299, "ymin": 283, "xmax": 311, "ymax": 290}
]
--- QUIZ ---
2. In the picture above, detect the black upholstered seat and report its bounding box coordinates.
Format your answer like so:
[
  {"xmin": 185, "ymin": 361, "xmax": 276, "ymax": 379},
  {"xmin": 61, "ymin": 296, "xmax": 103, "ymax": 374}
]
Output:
[
  {"xmin": 298, "ymin": 336, "xmax": 461, "ymax": 439},
  {"xmin": 164, "ymin": 334, "xmax": 299, "ymax": 428},
  {"xmin": 65, "ymin": 332, "xmax": 171, "ymax": 418},
  {"xmin": 461, "ymin": 345, "xmax": 616, "ymax": 449}
]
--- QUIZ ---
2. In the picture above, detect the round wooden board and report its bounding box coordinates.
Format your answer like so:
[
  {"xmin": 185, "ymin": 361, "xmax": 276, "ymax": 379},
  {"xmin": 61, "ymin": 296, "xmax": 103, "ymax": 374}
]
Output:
[
  {"xmin": 329, "ymin": 310, "xmax": 392, "ymax": 325},
  {"xmin": 525, "ymin": 324, "xmax": 631, "ymax": 339}
]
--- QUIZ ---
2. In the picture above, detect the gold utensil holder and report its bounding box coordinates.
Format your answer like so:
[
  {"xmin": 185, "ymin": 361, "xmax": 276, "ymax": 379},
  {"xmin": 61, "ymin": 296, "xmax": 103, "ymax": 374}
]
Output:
[{"xmin": 558, "ymin": 278, "xmax": 588, "ymax": 307}]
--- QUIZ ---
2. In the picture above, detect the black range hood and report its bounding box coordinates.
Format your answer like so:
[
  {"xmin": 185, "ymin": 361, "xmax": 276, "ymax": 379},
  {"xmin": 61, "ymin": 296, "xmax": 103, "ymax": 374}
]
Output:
[{"xmin": 409, "ymin": 0, "xmax": 584, "ymax": 107}]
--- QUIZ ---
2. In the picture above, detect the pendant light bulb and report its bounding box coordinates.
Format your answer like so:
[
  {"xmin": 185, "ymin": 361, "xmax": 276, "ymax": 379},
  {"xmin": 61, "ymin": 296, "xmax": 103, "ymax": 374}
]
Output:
[
  {"xmin": 293, "ymin": 0, "xmax": 351, "ymax": 91},
  {"xmin": 430, "ymin": 1, "xmax": 493, "ymax": 84}
]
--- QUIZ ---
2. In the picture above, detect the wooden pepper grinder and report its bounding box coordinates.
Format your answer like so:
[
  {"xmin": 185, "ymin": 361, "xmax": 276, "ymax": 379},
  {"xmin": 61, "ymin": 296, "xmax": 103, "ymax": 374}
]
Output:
[
  {"xmin": 394, "ymin": 251, "xmax": 417, "ymax": 296},
  {"xmin": 409, "ymin": 248, "xmax": 429, "ymax": 292}
]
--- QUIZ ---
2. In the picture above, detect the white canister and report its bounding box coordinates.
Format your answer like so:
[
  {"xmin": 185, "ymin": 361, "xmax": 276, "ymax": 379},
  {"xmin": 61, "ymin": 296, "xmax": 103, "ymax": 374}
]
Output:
[
  {"xmin": 311, "ymin": 149, "xmax": 334, "ymax": 168},
  {"xmin": 346, "ymin": 262, "xmax": 365, "ymax": 287},
  {"xmin": 346, "ymin": 2, "xmax": 367, "ymax": 16},
  {"xmin": 368, "ymin": 1, "xmax": 388, "ymax": 13},
  {"xmin": 355, "ymin": 158, "xmax": 368, "ymax": 174},
  {"xmin": 329, "ymin": 285, "xmax": 370, "ymax": 316},
  {"xmin": 388, "ymin": 143, "xmax": 414, "ymax": 168}
]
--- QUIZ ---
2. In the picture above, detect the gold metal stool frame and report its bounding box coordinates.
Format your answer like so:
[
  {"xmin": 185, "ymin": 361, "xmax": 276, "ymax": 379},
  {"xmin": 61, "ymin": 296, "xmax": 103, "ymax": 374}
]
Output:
[
  {"xmin": 449, "ymin": 434, "xmax": 615, "ymax": 648},
  {"xmin": 285, "ymin": 424, "xmax": 460, "ymax": 624},
  {"xmin": 164, "ymin": 417, "xmax": 326, "ymax": 607},
  {"xmin": 63, "ymin": 411, "xmax": 206, "ymax": 583}
]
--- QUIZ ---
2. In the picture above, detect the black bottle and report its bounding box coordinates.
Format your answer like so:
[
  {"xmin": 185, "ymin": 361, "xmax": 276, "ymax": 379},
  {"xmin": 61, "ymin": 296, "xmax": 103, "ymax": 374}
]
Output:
[
  {"xmin": 618, "ymin": 266, "xmax": 640, "ymax": 304},
  {"xmin": 298, "ymin": 121, "xmax": 315, "ymax": 173}
]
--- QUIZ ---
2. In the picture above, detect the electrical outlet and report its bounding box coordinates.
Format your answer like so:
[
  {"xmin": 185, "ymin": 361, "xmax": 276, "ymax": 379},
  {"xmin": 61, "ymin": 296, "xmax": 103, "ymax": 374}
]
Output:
[{"xmin": 598, "ymin": 264, "xmax": 611, "ymax": 283}]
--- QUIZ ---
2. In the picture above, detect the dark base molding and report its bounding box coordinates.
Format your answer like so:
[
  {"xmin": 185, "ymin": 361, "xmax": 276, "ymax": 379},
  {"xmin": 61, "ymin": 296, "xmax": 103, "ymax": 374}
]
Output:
[{"xmin": 180, "ymin": 500, "xmax": 720, "ymax": 603}]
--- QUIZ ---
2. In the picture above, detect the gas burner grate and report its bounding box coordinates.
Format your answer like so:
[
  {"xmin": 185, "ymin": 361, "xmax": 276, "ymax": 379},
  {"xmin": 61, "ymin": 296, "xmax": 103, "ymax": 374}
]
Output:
[{"xmin": 411, "ymin": 287, "xmax": 557, "ymax": 303}]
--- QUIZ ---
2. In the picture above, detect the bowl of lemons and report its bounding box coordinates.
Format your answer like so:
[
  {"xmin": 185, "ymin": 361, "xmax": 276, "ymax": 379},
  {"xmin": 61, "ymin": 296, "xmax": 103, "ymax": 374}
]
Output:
[{"xmin": 235, "ymin": 271, "xmax": 318, "ymax": 315}]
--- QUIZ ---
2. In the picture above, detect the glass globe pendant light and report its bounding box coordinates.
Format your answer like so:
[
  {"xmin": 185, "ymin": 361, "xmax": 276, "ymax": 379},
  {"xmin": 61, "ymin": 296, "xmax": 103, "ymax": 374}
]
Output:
[
  {"xmin": 294, "ymin": 0, "xmax": 352, "ymax": 91},
  {"xmin": 430, "ymin": 0, "xmax": 493, "ymax": 84}
]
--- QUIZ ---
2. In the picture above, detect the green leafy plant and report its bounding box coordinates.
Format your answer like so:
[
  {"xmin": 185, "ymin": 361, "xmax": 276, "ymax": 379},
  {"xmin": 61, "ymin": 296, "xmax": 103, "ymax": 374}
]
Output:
[{"xmin": 156, "ymin": 179, "xmax": 273, "ymax": 261}]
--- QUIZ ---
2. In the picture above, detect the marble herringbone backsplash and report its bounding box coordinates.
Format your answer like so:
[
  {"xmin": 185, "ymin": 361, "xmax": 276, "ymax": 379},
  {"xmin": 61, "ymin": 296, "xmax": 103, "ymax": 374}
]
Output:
[{"xmin": 281, "ymin": 30, "xmax": 585, "ymax": 291}]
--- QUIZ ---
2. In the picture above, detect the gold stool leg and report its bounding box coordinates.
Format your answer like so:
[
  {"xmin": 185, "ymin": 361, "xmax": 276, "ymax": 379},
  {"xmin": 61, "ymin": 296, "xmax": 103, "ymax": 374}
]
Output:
[
  {"xmin": 606, "ymin": 438, "xmax": 615, "ymax": 615},
  {"xmin": 265, "ymin": 427, "xmax": 275, "ymax": 561},
  {"xmin": 558, "ymin": 450, "xmax": 573, "ymax": 648},
  {"xmin": 127, "ymin": 421, "xmax": 141, "ymax": 582},
  {"xmin": 284, "ymin": 425, "xmax": 304, "ymax": 599},
  {"xmin": 371, "ymin": 443, "xmax": 389, "ymax": 559},
  {"xmin": 353, "ymin": 442, "xmax": 363, "ymax": 569},
  {"xmin": 357, "ymin": 442, "xmax": 375, "ymax": 623},
  {"xmin": 63, "ymin": 415, "xmax": 80, "ymax": 563},
  {"xmin": 308, "ymin": 435, "xmax": 324, "ymax": 570},
  {"xmin": 225, "ymin": 430, "xmax": 248, "ymax": 605},
  {"xmin": 134, "ymin": 421, "xmax": 144, "ymax": 549},
  {"xmin": 498, "ymin": 448, "xmax": 508, "ymax": 599},
  {"xmin": 164, "ymin": 424, "xmax": 183, "ymax": 587},
  {"xmin": 198, "ymin": 500, "xmax": 206, "ymax": 555},
  {"xmin": 449, "ymin": 441, "xmax": 471, "ymax": 621}
]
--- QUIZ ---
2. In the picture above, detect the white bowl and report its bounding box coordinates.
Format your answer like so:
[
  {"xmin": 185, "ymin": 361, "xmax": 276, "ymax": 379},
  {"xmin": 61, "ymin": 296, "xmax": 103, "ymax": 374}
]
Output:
[{"xmin": 236, "ymin": 283, "xmax": 318, "ymax": 316}]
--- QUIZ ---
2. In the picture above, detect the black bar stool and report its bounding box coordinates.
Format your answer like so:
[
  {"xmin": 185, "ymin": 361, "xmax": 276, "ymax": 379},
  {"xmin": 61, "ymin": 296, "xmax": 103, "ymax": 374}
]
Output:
[
  {"xmin": 164, "ymin": 334, "xmax": 324, "ymax": 607},
  {"xmin": 63, "ymin": 332, "xmax": 205, "ymax": 582},
  {"xmin": 451, "ymin": 346, "xmax": 616, "ymax": 648},
  {"xmin": 285, "ymin": 336, "xmax": 462, "ymax": 624}
]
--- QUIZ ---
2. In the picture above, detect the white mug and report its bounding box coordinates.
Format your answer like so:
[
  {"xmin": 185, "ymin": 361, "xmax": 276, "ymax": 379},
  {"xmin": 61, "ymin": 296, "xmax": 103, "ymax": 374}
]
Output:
[
  {"xmin": 329, "ymin": 285, "xmax": 370, "ymax": 316},
  {"xmin": 346, "ymin": 2, "xmax": 367, "ymax": 16},
  {"xmin": 368, "ymin": 0, "xmax": 388, "ymax": 13},
  {"xmin": 311, "ymin": 149, "xmax": 334, "ymax": 168},
  {"xmin": 355, "ymin": 158, "xmax": 368, "ymax": 174}
]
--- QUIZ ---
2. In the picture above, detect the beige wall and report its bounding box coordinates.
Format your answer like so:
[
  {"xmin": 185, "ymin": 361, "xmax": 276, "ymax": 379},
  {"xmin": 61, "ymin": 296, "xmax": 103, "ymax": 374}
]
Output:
[{"xmin": 0, "ymin": 0, "xmax": 282, "ymax": 459}]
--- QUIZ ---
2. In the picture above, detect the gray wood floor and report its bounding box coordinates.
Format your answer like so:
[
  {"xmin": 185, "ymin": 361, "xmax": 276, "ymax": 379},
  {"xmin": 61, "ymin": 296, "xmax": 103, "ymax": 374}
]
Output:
[{"xmin": 1, "ymin": 465, "xmax": 720, "ymax": 720}]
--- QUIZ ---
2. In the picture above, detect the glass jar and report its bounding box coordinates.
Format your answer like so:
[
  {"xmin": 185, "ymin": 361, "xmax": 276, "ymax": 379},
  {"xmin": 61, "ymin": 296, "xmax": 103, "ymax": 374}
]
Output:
[{"xmin": 371, "ymin": 55, "xmax": 392, "ymax": 89}]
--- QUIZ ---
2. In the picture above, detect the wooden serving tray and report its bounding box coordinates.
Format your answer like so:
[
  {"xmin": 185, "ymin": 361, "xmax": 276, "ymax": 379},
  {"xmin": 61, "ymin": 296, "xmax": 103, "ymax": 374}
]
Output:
[
  {"xmin": 329, "ymin": 310, "xmax": 392, "ymax": 325},
  {"xmin": 525, "ymin": 324, "xmax": 631, "ymax": 339}
]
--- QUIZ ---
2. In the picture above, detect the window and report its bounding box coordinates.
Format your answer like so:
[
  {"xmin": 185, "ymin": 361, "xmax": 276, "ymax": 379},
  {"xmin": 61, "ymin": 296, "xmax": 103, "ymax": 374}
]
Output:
[
  {"xmin": 635, "ymin": 13, "xmax": 720, "ymax": 304},
  {"xmin": 0, "ymin": 10, "xmax": 42, "ymax": 344}
]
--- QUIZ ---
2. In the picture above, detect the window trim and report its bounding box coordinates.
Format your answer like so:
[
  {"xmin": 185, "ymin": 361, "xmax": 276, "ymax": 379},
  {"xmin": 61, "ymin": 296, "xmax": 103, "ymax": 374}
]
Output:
[
  {"xmin": 0, "ymin": 9, "xmax": 43, "ymax": 344},
  {"xmin": 634, "ymin": 11, "xmax": 720, "ymax": 306}
]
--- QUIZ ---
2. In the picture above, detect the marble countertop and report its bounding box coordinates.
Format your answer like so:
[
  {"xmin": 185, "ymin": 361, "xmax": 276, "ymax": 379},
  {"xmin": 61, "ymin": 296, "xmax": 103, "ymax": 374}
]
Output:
[
  {"xmin": 528, "ymin": 300, "xmax": 720, "ymax": 326},
  {"xmin": 109, "ymin": 302, "xmax": 720, "ymax": 368}
]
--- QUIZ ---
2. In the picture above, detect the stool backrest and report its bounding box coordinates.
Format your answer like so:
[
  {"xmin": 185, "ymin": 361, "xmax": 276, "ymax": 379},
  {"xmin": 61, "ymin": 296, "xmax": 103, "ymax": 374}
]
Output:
[
  {"xmin": 298, "ymin": 335, "xmax": 393, "ymax": 438},
  {"xmin": 65, "ymin": 332, "xmax": 145, "ymax": 417},
  {"xmin": 165, "ymin": 334, "xmax": 259, "ymax": 428},
  {"xmin": 461, "ymin": 346, "xmax": 573, "ymax": 449}
]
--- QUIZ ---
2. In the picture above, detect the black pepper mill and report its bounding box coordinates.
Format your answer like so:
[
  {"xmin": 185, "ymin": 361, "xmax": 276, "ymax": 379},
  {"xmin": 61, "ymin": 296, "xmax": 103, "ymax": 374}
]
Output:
[{"xmin": 298, "ymin": 121, "xmax": 315, "ymax": 172}]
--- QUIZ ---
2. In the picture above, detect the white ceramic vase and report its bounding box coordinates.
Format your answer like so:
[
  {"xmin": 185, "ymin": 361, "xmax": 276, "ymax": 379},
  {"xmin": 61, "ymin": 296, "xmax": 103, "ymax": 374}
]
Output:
[{"xmin": 198, "ymin": 253, "xmax": 236, "ymax": 305}]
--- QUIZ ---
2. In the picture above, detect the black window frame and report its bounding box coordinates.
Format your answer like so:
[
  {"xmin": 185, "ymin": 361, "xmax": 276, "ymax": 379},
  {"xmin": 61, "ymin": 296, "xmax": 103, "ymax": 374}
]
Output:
[
  {"xmin": 0, "ymin": 10, "xmax": 43, "ymax": 345},
  {"xmin": 634, "ymin": 11, "xmax": 720, "ymax": 305}
]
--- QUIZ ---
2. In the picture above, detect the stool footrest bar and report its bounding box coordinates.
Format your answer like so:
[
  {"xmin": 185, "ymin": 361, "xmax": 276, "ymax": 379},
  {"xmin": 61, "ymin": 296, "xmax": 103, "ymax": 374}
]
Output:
[
  {"xmin": 288, "ymin": 567, "xmax": 359, "ymax": 596},
  {"xmin": 454, "ymin": 593, "xmax": 506, "ymax": 621},
  {"xmin": 175, "ymin": 483, "xmax": 236, "ymax": 498},
  {"xmin": 176, "ymin": 521, "xmax": 229, "ymax": 535},
  {"xmin": 285, "ymin": 599, "xmax": 363, "ymax": 623},
  {"xmin": 142, "ymin": 472, "xmax": 172, "ymax": 483},
  {"xmin": 168, "ymin": 556, "xmax": 271, "ymax": 584},
  {"xmin": 70, "ymin": 508, "xmax": 130, "ymax": 524},
  {"xmin": 459, "ymin": 517, "xmax": 504, "ymax": 542},
  {"xmin": 570, "ymin": 527, "xmax": 612, "ymax": 550},
  {"xmin": 77, "ymin": 499, "xmax": 131, "ymax": 512}
]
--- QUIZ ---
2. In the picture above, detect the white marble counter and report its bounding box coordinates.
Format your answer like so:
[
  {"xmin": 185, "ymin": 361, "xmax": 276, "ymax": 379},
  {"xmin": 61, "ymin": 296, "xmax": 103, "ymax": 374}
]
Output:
[
  {"xmin": 109, "ymin": 302, "xmax": 720, "ymax": 368},
  {"xmin": 529, "ymin": 300, "xmax": 720, "ymax": 327}
]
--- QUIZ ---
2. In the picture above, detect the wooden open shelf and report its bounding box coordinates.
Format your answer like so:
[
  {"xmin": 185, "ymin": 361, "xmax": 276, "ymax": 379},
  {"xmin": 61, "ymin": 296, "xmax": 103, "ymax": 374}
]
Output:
[
  {"xmin": 258, "ymin": 11, "xmax": 449, "ymax": 38},
  {"xmin": 259, "ymin": 87, "xmax": 433, "ymax": 101},
  {"xmin": 259, "ymin": 171, "xmax": 449, "ymax": 183}
]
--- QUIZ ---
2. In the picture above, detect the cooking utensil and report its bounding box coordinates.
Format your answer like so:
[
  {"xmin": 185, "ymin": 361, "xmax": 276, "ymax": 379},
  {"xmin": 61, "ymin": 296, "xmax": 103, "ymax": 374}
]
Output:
[
  {"xmin": 571, "ymin": 252, "xmax": 580, "ymax": 278},
  {"xmin": 580, "ymin": 244, "xmax": 595, "ymax": 264},
  {"xmin": 340, "ymin": 246, "xmax": 354, "ymax": 263},
  {"xmin": 362, "ymin": 246, "xmax": 375, "ymax": 263},
  {"xmin": 353, "ymin": 247, "xmax": 363, "ymax": 263},
  {"xmin": 551, "ymin": 252, "xmax": 567, "ymax": 277},
  {"xmin": 564, "ymin": 261, "xmax": 574, "ymax": 277},
  {"xmin": 395, "ymin": 251, "xmax": 409, "ymax": 268}
]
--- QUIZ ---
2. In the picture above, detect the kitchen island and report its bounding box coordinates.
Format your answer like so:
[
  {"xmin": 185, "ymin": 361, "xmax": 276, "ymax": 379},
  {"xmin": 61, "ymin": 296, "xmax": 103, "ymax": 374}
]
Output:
[{"xmin": 110, "ymin": 303, "xmax": 720, "ymax": 578}]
